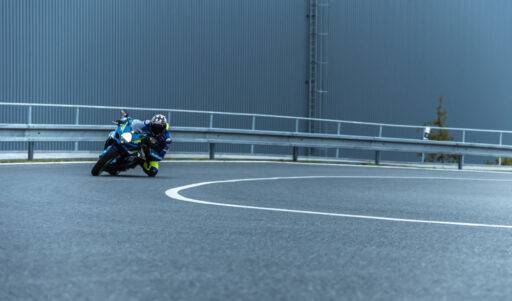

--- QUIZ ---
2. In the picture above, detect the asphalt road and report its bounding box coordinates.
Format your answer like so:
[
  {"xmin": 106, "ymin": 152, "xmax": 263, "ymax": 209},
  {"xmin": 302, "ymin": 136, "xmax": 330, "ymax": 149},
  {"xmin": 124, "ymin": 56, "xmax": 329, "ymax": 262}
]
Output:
[{"xmin": 2, "ymin": 161, "xmax": 512, "ymax": 300}]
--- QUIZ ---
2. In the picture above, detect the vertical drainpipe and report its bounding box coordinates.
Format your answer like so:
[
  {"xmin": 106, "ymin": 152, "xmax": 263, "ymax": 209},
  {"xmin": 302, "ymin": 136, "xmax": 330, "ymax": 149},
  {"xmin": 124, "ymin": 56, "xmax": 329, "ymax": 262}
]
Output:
[
  {"xmin": 306, "ymin": 0, "xmax": 318, "ymax": 158},
  {"xmin": 307, "ymin": 0, "xmax": 329, "ymax": 157}
]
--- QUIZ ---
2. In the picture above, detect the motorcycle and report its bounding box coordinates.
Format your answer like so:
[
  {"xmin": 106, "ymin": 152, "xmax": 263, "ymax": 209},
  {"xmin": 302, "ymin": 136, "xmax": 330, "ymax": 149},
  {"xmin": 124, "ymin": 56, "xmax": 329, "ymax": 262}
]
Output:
[{"xmin": 91, "ymin": 112, "xmax": 147, "ymax": 176}]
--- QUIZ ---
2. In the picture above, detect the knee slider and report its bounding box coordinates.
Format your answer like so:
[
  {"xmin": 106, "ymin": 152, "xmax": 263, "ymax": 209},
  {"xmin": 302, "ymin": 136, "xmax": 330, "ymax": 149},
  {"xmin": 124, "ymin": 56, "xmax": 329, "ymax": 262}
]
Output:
[
  {"xmin": 146, "ymin": 167, "xmax": 158, "ymax": 177},
  {"xmin": 143, "ymin": 161, "xmax": 159, "ymax": 177}
]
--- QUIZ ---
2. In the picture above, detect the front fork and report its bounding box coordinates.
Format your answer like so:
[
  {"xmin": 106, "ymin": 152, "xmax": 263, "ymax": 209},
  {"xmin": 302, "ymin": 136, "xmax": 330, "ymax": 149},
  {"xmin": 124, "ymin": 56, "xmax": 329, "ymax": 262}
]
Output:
[
  {"xmin": 102, "ymin": 132, "xmax": 147, "ymax": 172},
  {"xmin": 103, "ymin": 131, "xmax": 116, "ymax": 151}
]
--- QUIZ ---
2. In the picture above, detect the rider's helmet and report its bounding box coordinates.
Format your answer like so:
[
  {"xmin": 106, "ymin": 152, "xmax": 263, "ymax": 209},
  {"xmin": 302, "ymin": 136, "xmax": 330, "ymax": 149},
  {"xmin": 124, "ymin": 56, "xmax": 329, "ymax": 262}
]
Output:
[{"xmin": 149, "ymin": 114, "xmax": 168, "ymax": 135}]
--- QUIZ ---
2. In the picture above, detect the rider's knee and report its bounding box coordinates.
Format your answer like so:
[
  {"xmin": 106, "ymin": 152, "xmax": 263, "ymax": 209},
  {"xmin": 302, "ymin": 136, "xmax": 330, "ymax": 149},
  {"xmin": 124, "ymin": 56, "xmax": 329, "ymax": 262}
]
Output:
[
  {"xmin": 145, "ymin": 167, "xmax": 158, "ymax": 177},
  {"xmin": 143, "ymin": 161, "xmax": 159, "ymax": 177}
]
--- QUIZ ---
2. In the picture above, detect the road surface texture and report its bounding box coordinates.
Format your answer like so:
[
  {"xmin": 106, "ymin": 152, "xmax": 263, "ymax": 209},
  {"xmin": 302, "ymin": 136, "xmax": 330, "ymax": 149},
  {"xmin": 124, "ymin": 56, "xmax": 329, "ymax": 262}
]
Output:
[{"xmin": 2, "ymin": 161, "xmax": 512, "ymax": 300}]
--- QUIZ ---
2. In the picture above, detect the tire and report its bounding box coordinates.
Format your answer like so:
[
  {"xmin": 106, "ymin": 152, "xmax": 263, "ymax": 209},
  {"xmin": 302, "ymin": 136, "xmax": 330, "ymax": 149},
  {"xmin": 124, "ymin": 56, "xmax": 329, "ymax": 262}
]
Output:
[
  {"xmin": 91, "ymin": 146, "xmax": 119, "ymax": 176},
  {"xmin": 103, "ymin": 137, "xmax": 114, "ymax": 150}
]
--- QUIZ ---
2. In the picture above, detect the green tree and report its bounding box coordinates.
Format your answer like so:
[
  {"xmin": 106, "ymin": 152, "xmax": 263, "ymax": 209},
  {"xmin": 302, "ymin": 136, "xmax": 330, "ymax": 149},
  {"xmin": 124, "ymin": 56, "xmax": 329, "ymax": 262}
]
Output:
[
  {"xmin": 488, "ymin": 158, "xmax": 512, "ymax": 166},
  {"xmin": 424, "ymin": 96, "xmax": 458, "ymax": 163}
]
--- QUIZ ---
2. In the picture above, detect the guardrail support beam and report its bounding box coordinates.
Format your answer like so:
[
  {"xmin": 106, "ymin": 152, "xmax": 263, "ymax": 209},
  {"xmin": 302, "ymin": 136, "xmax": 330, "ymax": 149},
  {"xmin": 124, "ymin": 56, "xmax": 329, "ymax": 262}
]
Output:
[
  {"xmin": 251, "ymin": 116, "xmax": 256, "ymax": 154},
  {"xmin": 74, "ymin": 108, "xmax": 80, "ymax": 151},
  {"xmin": 458, "ymin": 155, "xmax": 464, "ymax": 170},
  {"xmin": 209, "ymin": 143, "xmax": 215, "ymax": 160},
  {"xmin": 292, "ymin": 146, "xmax": 298, "ymax": 162},
  {"xmin": 27, "ymin": 106, "xmax": 32, "ymax": 124},
  {"xmin": 499, "ymin": 132, "xmax": 503, "ymax": 166},
  {"xmin": 4, "ymin": 124, "xmax": 512, "ymax": 166},
  {"xmin": 28, "ymin": 141, "xmax": 34, "ymax": 160}
]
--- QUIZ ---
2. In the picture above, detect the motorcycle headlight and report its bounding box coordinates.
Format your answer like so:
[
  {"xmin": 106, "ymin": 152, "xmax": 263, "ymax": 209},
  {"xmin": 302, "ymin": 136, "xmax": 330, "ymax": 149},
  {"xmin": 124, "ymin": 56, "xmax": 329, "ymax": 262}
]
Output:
[{"xmin": 121, "ymin": 132, "xmax": 132, "ymax": 144}]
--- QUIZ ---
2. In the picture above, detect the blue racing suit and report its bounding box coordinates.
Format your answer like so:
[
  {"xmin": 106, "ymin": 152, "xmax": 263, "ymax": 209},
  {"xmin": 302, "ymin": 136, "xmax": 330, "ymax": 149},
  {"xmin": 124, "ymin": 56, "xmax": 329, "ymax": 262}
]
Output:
[{"xmin": 131, "ymin": 119, "xmax": 172, "ymax": 176}]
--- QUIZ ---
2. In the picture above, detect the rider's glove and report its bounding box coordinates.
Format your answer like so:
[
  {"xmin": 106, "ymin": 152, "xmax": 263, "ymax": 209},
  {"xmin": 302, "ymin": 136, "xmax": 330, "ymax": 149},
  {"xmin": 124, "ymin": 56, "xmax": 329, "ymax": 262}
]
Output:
[
  {"xmin": 149, "ymin": 137, "xmax": 158, "ymax": 147},
  {"xmin": 142, "ymin": 136, "xmax": 159, "ymax": 149}
]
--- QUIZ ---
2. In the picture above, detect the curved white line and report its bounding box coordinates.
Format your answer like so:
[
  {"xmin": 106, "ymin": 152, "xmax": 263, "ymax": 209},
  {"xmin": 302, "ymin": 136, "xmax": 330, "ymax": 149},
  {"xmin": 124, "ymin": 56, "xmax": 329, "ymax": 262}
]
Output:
[{"xmin": 165, "ymin": 176, "xmax": 512, "ymax": 229}]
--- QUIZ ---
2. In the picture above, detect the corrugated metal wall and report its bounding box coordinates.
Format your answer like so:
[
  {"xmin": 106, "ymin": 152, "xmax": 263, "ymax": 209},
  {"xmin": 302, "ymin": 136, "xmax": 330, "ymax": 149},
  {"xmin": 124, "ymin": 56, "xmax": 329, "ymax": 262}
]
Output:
[
  {"xmin": 0, "ymin": 0, "xmax": 309, "ymax": 154},
  {"xmin": 1, "ymin": 0, "xmax": 511, "ymax": 162},
  {"xmin": 325, "ymin": 0, "xmax": 512, "ymax": 125},
  {"xmin": 1, "ymin": 0, "xmax": 308, "ymax": 112},
  {"xmin": 323, "ymin": 0, "xmax": 512, "ymax": 162}
]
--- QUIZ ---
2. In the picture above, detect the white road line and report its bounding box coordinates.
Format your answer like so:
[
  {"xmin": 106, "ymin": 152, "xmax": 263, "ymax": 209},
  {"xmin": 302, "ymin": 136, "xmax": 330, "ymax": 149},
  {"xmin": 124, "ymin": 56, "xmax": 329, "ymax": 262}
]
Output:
[{"xmin": 165, "ymin": 176, "xmax": 512, "ymax": 229}]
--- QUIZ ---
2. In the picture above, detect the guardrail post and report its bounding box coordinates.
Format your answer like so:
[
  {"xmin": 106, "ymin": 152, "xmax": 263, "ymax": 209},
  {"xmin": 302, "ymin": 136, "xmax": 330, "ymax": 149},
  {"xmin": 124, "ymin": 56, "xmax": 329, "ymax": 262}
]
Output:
[
  {"xmin": 292, "ymin": 146, "xmax": 298, "ymax": 162},
  {"xmin": 27, "ymin": 106, "xmax": 32, "ymax": 124},
  {"xmin": 460, "ymin": 130, "xmax": 466, "ymax": 169},
  {"xmin": 74, "ymin": 108, "xmax": 80, "ymax": 151},
  {"xmin": 378, "ymin": 125, "xmax": 383, "ymax": 138},
  {"xmin": 28, "ymin": 141, "xmax": 34, "ymax": 160},
  {"xmin": 209, "ymin": 143, "xmax": 215, "ymax": 160},
  {"xmin": 295, "ymin": 119, "xmax": 299, "ymax": 133},
  {"xmin": 251, "ymin": 116, "xmax": 256, "ymax": 155},
  {"xmin": 499, "ymin": 132, "xmax": 503, "ymax": 166},
  {"xmin": 375, "ymin": 151, "xmax": 381, "ymax": 165},
  {"xmin": 421, "ymin": 126, "xmax": 430, "ymax": 164},
  {"xmin": 209, "ymin": 114, "xmax": 214, "ymax": 128},
  {"xmin": 27, "ymin": 106, "xmax": 34, "ymax": 160},
  {"xmin": 336, "ymin": 122, "xmax": 341, "ymax": 158}
]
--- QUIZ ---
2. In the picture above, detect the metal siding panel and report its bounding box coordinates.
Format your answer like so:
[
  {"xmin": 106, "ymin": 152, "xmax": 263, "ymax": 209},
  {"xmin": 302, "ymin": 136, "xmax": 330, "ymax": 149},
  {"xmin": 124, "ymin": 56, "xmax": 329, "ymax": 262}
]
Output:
[
  {"xmin": 1, "ymin": 0, "xmax": 307, "ymax": 115},
  {"xmin": 3, "ymin": 1, "xmax": 511, "ymax": 163},
  {"xmin": 0, "ymin": 0, "xmax": 308, "ymax": 155},
  {"xmin": 325, "ymin": 0, "xmax": 512, "ymax": 130},
  {"xmin": 3, "ymin": 1, "xmax": 512, "ymax": 130},
  {"xmin": 322, "ymin": 0, "xmax": 512, "ymax": 162}
]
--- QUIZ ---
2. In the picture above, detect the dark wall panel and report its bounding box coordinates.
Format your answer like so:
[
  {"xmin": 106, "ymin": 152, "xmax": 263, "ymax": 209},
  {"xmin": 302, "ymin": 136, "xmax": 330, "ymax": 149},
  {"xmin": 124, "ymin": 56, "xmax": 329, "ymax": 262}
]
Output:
[
  {"xmin": 325, "ymin": 0, "xmax": 512, "ymax": 131},
  {"xmin": 1, "ymin": 0, "xmax": 511, "ymax": 162},
  {"xmin": 0, "ymin": 0, "xmax": 308, "ymax": 117}
]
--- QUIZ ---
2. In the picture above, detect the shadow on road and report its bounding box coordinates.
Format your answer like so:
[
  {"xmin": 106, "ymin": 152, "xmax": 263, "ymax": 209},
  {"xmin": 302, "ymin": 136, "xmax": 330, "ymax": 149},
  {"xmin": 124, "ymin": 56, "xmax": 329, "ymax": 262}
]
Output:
[{"xmin": 99, "ymin": 174, "xmax": 172, "ymax": 180}]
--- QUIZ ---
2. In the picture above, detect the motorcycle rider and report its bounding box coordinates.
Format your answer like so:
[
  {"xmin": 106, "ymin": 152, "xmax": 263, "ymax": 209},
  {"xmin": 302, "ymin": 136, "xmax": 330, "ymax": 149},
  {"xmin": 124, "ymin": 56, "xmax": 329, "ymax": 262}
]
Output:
[
  {"xmin": 103, "ymin": 113, "xmax": 171, "ymax": 177},
  {"xmin": 130, "ymin": 114, "xmax": 172, "ymax": 177}
]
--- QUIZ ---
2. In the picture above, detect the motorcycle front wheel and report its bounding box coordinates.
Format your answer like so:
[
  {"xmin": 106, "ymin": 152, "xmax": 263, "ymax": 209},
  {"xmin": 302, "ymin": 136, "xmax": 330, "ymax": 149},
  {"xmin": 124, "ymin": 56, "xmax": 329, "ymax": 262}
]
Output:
[{"xmin": 91, "ymin": 146, "xmax": 119, "ymax": 176}]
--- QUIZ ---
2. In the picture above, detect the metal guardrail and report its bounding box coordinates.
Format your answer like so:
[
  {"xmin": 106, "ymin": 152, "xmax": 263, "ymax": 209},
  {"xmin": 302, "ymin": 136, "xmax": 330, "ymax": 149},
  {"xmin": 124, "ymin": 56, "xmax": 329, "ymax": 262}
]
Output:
[
  {"xmin": 1, "ymin": 101, "xmax": 511, "ymax": 138},
  {"xmin": 1, "ymin": 102, "xmax": 511, "ymax": 168},
  {"xmin": 2, "ymin": 123, "xmax": 512, "ymax": 169}
]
